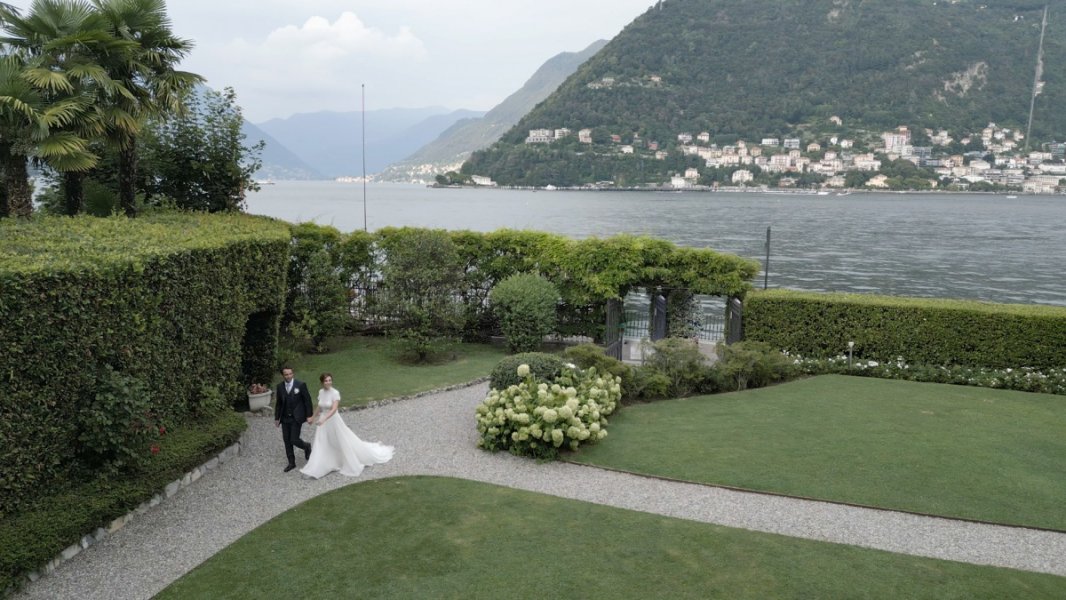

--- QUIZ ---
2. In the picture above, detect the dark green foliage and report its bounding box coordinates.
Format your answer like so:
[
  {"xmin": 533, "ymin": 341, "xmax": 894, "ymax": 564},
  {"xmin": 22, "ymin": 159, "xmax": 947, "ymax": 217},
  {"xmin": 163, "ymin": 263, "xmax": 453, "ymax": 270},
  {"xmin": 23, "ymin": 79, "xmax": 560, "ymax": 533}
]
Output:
[
  {"xmin": 627, "ymin": 339, "xmax": 794, "ymax": 400},
  {"xmin": 0, "ymin": 411, "xmax": 246, "ymax": 594},
  {"xmin": 562, "ymin": 343, "xmax": 634, "ymax": 397},
  {"xmin": 434, "ymin": 171, "xmax": 472, "ymax": 185},
  {"xmin": 642, "ymin": 337, "xmax": 708, "ymax": 398},
  {"xmin": 377, "ymin": 228, "xmax": 466, "ymax": 362},
  {"xmin": 139, "ymin": 87, "xmax": 264, "ymax": 212},
  {"xmin": 489, "ymin": 353, "xmax": 565, "ymax": 390},
  {"xmin": 744, "ymin": 289, "xmax": 1066, "ymax": 369},
  {"xmin": 285, "ymin": 222, "xmax": 345, "ymax": 327},
  {"xmin": 490, "ymin": 273, "xmax": 559, "ymax": 353},
  {"xmin": 77, "ymin": 367, "xmax": 160, "ymax": 473},
  {"xmin": 464, "ymin": 0, "xmax": 1066, "ymax": 186},
  {"xmin": 0, "ymin": 213, "xmax": 288, "ymax": 517},
  {"xmin": 289, "ymin": 248, "xmax": 349, "ymax": 353},
  {"xmin": 714, "ymin": 340, "xmax": 795, "ymax": 391},
  {"xmin": 280, "ymin": 227, "xmax": 756, "ymax": 347},
  {"xmin": 629, "ymin": 366, "xmax": 673, "ymax": 400}
]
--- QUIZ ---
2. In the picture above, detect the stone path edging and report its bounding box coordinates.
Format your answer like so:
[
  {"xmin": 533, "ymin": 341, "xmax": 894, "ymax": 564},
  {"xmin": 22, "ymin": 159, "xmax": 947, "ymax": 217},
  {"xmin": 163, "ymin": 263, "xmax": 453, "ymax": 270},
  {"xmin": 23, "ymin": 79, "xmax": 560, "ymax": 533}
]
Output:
[{"xmin": 15, "ymin": 437, "xmax": 245, "ymax": 592}]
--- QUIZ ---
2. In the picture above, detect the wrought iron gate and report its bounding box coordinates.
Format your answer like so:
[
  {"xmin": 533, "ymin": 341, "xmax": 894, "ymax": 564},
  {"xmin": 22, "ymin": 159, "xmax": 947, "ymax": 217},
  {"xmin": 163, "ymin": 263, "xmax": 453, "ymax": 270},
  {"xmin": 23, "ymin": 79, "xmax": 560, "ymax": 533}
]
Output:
[{"xmin": 726, "ymin": 296, "xmax": 743, "ymax": 344}]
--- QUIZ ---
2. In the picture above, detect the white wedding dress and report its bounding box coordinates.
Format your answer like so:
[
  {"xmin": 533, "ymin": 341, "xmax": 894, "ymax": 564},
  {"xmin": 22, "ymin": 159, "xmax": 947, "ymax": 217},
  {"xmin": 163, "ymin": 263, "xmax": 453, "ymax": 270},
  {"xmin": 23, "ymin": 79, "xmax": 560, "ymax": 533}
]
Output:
[{"xmin": 300, "ymin": 387, "xmax": 393, "ymax": 479}]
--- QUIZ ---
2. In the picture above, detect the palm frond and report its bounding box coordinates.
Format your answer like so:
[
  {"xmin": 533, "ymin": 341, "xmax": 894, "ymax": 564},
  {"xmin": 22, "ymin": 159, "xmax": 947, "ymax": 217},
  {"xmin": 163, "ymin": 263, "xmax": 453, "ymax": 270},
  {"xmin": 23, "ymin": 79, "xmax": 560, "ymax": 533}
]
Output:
[{"xmin": 20, "ymin": 67, "xmax": 74, "ymax": 94}]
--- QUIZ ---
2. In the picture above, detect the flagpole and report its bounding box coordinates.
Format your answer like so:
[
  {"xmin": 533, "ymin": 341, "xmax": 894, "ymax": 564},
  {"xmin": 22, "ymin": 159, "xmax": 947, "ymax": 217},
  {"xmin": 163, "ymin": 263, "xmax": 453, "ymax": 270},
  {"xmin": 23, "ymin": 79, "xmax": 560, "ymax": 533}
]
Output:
[{"xmin": 362, "ymin": 83, "xmax": 368, "ymax": 232}]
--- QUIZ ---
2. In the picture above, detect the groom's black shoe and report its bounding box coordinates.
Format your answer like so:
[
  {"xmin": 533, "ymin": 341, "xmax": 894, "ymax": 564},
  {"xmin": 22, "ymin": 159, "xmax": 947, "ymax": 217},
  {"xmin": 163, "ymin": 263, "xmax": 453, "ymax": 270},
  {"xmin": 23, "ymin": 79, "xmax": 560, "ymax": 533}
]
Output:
[
  {"xmin": 304, "ymin": 445, "xmax": 312, "ymax": 460},
  {"xmin": 284, "ymin": 464, "xmax": 296, "ymax": 472}
]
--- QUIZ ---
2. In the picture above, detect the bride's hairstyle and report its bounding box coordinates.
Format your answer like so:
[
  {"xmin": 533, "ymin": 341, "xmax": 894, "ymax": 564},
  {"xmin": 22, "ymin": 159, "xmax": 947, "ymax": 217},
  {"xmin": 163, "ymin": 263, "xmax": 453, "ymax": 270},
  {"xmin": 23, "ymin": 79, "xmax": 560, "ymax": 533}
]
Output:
[{"xmin": 319, "ymin": 372, "xmax": 333, "ymax": 383}]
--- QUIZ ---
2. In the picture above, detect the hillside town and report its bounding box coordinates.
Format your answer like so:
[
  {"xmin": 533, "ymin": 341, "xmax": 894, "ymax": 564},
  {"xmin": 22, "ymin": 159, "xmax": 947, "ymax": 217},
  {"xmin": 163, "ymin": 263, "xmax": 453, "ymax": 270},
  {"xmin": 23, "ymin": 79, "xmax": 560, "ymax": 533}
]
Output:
[{"xmin": 514, "ymin": 118, "xmax": 1066, "ymax": 193}]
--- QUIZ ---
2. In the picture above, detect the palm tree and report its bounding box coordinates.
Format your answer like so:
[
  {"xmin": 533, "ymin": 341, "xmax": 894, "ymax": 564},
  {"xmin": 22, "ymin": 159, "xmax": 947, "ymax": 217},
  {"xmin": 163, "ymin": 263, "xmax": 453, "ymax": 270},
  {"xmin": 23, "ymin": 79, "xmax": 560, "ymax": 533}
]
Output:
[
  {"xmin": 0, "ymin": 0, "xmax": 128, "ymax": 215},
  {"xmin": 0, "ymin": 58, "xmax": 37, "ymax": 218},
  {"xmin": 91, "ymin": 0, "xmax": 202, "ymax": 216}
]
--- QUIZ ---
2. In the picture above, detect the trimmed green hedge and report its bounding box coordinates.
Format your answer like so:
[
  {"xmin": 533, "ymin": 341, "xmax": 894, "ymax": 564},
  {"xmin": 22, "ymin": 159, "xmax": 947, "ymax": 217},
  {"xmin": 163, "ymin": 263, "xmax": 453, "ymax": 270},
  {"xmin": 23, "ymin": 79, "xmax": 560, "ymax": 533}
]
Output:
[
  {"xmin": 291, "ymin": 224, "xmax": 760, "ymax": 341},
  {"xmin": 744, "ymin": 290, "xmax": 1066, "ymax": 369},
  {"xmin": 0, "ymin": 213, "xmax": 289, "ymax": 516},
  {"xmin": 0, "ymin": 411, "xmax": 246, "ymax": 594}
]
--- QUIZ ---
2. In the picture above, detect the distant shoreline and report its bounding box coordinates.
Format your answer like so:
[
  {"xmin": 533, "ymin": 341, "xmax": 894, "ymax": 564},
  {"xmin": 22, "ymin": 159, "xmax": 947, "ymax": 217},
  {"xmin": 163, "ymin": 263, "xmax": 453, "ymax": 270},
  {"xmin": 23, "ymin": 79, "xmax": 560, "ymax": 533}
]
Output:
[{"xmin": 425, "ymin": 183, "xmax": 1040, "ymax": 196}]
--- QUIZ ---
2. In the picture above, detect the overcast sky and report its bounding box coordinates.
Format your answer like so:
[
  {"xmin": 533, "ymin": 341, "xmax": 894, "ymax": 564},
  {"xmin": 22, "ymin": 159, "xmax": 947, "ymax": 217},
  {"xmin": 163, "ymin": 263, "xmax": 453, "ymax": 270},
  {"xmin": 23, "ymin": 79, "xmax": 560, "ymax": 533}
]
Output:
[{"xmin": 5, "ymin": 0, "xmax": 655, "ymax": 122}]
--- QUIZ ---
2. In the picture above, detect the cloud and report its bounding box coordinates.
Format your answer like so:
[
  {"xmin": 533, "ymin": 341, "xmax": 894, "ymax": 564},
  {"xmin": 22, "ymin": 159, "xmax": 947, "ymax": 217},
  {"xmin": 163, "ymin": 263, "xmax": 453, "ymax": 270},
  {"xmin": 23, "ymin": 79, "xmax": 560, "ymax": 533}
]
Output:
[
  {"xmin": 260, "ymin": 12, "xmax": 426, "ymax": 61},
  {"xmin": 193, "ymin": 12, "xmax": 427, "ymax": 120},
  {"xmin": 6, "ymin": 0, "xmax": 657, "ymax": 120}
]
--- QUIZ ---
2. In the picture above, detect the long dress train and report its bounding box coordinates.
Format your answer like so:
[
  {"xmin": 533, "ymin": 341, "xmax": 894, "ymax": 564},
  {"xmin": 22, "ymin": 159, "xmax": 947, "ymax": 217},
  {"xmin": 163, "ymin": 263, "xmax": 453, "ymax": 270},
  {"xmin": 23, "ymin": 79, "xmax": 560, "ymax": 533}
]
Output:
[{"xmin": 300, "ymin": 388, "xmax": 393, "ymax": 478}]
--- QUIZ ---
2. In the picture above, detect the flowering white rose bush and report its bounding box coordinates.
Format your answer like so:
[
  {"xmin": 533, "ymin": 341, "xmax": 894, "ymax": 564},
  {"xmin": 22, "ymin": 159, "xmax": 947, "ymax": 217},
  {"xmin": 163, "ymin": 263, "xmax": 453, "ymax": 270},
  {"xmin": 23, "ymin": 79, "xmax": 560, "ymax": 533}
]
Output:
[
  {"xmin": 788, "ymin": 352, "xmax": 1066, "ymax": 396},
  {"xmin": 476, "ymin": 363, "xmax": 621, "ymax": 459}
]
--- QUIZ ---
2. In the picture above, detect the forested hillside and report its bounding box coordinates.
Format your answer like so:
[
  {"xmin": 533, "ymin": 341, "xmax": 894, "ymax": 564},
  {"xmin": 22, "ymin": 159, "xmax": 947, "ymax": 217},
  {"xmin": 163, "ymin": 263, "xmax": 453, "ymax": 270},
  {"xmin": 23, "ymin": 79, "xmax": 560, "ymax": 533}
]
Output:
[{"xmin": 464, "ymin": 0, "xmax": 1066, "ymax": 187}]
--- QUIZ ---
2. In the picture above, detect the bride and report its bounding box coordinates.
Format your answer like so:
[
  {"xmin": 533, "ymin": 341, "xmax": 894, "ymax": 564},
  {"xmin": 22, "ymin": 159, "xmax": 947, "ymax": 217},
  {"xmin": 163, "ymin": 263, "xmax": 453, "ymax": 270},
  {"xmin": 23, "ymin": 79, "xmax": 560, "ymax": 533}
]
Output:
[{"xmin": 300, "ymin": 372, "xmax": 393, "ymax": 479}]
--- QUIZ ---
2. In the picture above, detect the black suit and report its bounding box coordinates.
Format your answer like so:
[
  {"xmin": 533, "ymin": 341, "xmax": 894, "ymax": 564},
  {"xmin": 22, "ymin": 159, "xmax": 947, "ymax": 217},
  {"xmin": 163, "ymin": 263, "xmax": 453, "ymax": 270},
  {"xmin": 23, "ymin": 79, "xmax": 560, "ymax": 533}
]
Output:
[{"xmin": 275, "ymin": 379, "xmax": 313, "ymax": 467}]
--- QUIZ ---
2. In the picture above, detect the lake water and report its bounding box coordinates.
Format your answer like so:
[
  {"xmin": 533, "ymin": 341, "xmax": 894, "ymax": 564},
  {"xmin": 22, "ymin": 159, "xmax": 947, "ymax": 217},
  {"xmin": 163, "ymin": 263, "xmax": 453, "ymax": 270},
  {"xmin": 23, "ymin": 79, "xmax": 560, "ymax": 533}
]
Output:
[{"xmin": 247, "ymin": 182, "xmax": 1066, "ymax": 307}]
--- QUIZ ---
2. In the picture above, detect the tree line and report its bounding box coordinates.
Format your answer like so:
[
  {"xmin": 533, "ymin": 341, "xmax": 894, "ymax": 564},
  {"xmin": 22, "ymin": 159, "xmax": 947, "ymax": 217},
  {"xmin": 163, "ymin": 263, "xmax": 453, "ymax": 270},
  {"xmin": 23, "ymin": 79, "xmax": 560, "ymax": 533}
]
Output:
[{"xmin": 0, "ymin": 0, "xmax": 260, "ymax": 219}]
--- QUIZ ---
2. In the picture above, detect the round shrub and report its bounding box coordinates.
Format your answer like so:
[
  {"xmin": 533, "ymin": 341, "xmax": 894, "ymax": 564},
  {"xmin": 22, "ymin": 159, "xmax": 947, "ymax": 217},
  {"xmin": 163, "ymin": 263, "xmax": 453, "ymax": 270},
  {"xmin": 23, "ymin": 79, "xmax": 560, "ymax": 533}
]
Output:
[
  {"xmin": 629, "ymin": 366, "xmax": 673, "ymax": 400},
  {"xmin": 490, "ymin": 352, "xmax": 564, "ymax": 390},
  {"xmin": 489, "ymin": 273, "xmax": 559, "ymax": 353},
  {"xmin": 644, "ymin": 337, "xmax": 708, "ymax": 398},
  {"xmin": 713, "ymin": 340, "xmax": 796, "ymax": 391},
  {"xmin": 476, "ymin": 363, "xmax": 621, "ymax": 460}
]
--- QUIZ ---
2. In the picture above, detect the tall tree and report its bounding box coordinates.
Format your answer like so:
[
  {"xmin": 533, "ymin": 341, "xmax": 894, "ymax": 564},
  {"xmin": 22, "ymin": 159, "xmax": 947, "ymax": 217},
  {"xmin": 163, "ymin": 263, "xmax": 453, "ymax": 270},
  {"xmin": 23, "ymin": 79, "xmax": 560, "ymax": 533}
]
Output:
[
  {"xmin": 0, "ymin": 0, "xmax": 125, "ymax": 215},
  {"xmin": 139, "ymin": 86, "xmax": 263, "ymax": 212},
  {"xmin": 0, "ymin": 58, "xmax": 34, "ymax": 217},
  {"xmin": 90, "ymin": 0, "xmax": 202, "ymax": 216}
]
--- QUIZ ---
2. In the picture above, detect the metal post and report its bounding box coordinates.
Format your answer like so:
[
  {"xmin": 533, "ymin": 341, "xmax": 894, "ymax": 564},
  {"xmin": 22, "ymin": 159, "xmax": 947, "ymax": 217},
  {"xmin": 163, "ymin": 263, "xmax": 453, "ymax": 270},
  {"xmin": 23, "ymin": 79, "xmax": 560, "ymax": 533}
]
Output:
[
  {"xmin": 361, "ymin": 83, "xmax": 368, "ymax": 233},
  {"xmin": 763, "ymin": 226, "xmax": 771, "ymax": 290}
]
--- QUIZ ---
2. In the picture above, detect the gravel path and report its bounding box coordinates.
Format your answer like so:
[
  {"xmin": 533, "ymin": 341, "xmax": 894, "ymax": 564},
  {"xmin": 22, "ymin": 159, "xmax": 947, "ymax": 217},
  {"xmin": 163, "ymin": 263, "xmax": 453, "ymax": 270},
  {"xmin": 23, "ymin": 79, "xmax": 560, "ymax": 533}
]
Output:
[{"xmin": 16, "ymin": 382, "xmax": 1066, "ymax": 599}]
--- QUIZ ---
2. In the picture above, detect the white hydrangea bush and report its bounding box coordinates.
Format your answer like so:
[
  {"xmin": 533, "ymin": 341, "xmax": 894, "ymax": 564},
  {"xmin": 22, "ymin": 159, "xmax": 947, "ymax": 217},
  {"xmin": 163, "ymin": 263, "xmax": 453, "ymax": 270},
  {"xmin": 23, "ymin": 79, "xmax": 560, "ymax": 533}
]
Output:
[{"xmin": 476, "ymin": 363, "xmax": 621, "ymax": 459}]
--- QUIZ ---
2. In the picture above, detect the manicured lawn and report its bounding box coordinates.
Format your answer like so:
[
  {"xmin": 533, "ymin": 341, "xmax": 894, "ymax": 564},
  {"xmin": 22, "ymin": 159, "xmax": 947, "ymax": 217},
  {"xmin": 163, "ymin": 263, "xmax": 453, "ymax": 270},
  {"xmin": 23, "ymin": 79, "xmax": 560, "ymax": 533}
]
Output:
[
  {"xmin": 157, "ymin": 476, "xmax": 1063, "ymax": 599},
  {"xmin": 572, "ymin": 375, "xmax": 1066, "ymax": 531},
  {"xmin": 283, "ymin": 336, "xmax": 507, "ymax": 407}
]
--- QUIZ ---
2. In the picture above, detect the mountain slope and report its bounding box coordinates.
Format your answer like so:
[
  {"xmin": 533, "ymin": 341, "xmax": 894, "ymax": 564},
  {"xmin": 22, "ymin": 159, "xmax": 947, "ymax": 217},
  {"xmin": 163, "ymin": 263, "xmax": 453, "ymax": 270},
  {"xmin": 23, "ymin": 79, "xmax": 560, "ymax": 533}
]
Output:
[
  {"xmin": 464, "ymin": 0, "xmax": 1066, "ymax": 186},
  {"xmin": 256, "ymin": 107, "xmax": 483, "ymax": 178},
  {"xmin": 242, "ymin": 121, "xmax": 324, "ymax": 180},
  {"xmin": 378, "ymin": 39, "xmax": 608, "ymax": 182}
]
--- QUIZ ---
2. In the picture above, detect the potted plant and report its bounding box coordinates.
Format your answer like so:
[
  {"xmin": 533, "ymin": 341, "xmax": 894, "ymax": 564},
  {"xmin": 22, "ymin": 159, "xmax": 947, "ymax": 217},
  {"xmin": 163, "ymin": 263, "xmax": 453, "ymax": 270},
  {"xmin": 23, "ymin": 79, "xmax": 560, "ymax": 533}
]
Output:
[{"xmin": 247, "ymin": 383, "xmax": 273, "ymax": 411}]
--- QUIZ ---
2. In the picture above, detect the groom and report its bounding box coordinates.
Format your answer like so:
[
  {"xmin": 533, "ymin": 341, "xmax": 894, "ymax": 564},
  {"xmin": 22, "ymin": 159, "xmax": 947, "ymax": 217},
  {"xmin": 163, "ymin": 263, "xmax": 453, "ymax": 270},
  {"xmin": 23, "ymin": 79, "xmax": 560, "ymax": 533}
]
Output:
[{"xmin": 275, "ymin": 366, "xmax": 312, "ymax": 472}]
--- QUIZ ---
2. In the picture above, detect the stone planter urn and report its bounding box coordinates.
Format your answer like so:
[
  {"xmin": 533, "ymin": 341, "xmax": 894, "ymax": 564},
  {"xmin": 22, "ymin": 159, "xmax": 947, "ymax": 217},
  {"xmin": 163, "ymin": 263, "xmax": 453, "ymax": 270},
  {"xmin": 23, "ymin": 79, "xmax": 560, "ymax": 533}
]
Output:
[{"xmin": 248, "ymin": 389, "xmax": 273, "ymax": 411}]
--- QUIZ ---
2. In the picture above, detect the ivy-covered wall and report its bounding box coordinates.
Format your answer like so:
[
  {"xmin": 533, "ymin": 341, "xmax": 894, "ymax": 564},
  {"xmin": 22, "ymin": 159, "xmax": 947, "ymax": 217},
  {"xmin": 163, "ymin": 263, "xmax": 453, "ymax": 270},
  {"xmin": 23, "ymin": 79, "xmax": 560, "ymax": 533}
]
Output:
[
  {"xmin": 744, "ymin": 289, "xmax": 1066, "ymax": 369},
  {"xmin": 0, "ymin": 214, "xmax": 289, "ymax": 515}
]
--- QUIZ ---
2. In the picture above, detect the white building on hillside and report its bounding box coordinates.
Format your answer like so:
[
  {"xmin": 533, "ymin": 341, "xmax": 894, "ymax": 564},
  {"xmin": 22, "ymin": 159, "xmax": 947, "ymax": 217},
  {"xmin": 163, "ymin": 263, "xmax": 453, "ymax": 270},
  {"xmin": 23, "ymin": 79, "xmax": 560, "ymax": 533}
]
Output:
[{"xmin": 526, "ymin": 129, "xmax": 552, "ymax": 144}]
